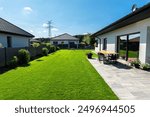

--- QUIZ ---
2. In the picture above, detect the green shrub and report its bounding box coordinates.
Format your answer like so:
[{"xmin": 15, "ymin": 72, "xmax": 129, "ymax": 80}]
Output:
[
  {"xmin": 56, "ymin": 46, "xmax": 60, "ymax": 50},
  {"xmin": 32, "ymin": 43, "xmax": 40, "ymax": 48},
  {"xmin": 18, "ymin": 49, "xmax": 30, "ymax": 65},
  {"xmin": 141, "ymin": 63, "xmax": 150, "ymax": 70},
  {"xmin": 42, "ymin": 48, "xmax": 49, "ymax": 56},
  {"xmin": 8, "ymin": 56, "xmax": 18, "ymax": 68},
  {"xmin": 50, "ymin": 45, "xmax": 56, "ymax": 53}
]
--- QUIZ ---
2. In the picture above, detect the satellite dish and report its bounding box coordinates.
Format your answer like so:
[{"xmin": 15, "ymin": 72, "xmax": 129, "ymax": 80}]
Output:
[{"xmin": 132, "ymin": 4, "xmax": 138, "ymax": 12}]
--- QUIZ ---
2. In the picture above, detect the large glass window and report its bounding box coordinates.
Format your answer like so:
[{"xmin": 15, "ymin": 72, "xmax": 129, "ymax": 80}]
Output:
[{"xmin": 117, "ymin": 33, "xmax": 140, "ymax": 61}]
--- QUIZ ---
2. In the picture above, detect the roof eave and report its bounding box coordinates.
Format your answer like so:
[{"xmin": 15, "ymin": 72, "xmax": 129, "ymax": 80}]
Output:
[
  {"xmin": 0, "ymin": 31, "xmax": 34, "ymax": 38},
  {"xmin": 92, "ymin": 3, "xmax": 150, "ymax": 37}
]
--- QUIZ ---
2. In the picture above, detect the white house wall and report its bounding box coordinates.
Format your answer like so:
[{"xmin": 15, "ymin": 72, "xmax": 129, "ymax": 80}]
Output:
[
  {"xmin": 95, "ymin": 17, "xmax": 150, "ymax": 63},
  {"xmin": 0, "ymin": 33, "xmax": 30, "ymax": 47}
]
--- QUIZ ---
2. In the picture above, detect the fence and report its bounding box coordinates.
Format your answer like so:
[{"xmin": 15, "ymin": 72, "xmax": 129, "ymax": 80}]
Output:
[{"xmin": 0, "ymin": 46, "xmax": 43, "ymax": 67}]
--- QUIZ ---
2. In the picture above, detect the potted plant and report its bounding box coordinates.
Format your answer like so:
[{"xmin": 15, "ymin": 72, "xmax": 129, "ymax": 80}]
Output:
[
  {"xmin": 140, "ymin": 63, "xmax": 150, "ymax": 70},
  {"xmin": 86, "ymin": 52, "xmax": 93, "ymax": 59},
  {"xmin": 130, "ymin": 60, "xmax": 140, "ymax": 68}
]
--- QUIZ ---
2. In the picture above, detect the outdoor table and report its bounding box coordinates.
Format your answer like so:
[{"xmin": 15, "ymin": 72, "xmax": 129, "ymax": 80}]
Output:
[{"xmin": 98, "ymin": 50, "xmax": 118, "ymax": 63}]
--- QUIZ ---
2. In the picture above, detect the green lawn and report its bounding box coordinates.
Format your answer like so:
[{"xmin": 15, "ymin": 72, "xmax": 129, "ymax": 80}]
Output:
[{"xmin": 0, "ymin": 50, "xmax": 118, "ymax": 100}]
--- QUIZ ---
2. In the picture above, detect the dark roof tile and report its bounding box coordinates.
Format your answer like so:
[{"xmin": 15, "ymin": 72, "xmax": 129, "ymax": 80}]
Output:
[{"xmin": 0, "ymin": 18, "xmax": 34, "ymax": 37}]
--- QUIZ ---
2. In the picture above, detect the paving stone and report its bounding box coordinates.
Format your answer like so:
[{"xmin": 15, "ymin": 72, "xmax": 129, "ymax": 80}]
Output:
[{"xmin": 88, "ymin": 59, "xmax": 150, "ymax": 100}]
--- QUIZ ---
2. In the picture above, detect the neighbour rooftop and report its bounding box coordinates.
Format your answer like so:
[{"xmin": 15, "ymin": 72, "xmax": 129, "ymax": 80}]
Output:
[
  {"xmin": 51, "ymin": 33, "xmax": 79, "ymax": 41},
  {"xmin": 0, "ymin": 18, "xmax": 34, "ymax": 37}
]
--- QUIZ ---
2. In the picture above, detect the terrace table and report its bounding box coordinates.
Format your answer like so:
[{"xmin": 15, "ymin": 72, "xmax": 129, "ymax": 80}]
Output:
[{"xmin": 98, "ymin": 50, "xmax": 118, "ymax": 63}]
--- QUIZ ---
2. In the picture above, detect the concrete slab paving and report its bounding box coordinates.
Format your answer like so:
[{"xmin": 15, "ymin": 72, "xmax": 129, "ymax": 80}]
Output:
[{"xmin": 88, "ymin": 58, "xmax": 150, "ymax": 100}]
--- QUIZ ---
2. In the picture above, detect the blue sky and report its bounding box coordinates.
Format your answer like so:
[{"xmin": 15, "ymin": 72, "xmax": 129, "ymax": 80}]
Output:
[{"xmin": 0, "ymin": 0, "xmax": 150, "ymax": 38}]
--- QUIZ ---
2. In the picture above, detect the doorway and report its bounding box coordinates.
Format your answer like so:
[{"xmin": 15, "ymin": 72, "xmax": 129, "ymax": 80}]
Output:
[{"xmin": 116, "ymin": 33, "xmax": 140, "ymax": 61}]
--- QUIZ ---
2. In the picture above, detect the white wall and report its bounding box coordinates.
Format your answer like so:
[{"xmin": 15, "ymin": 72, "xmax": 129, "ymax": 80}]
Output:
[
  {"xmin": 95, "ymin": 17, "xmax": 150, "ymax": 63},
  {"xmin": 0, "ymin": 33, "xmax": 30, "ymax": 47}
]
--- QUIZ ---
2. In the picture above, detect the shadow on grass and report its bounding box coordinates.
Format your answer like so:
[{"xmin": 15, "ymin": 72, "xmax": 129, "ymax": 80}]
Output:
[
  {"xmin": 36, "ymin": 59, "xmax": 44, "ymax": 62},
  {"xmin": 0, "ymin": 66, "xmax": 17, "ymax": 74},
  {"xmin": 0, "ymin": 63, "xmax": 30, "ymax": 74}
]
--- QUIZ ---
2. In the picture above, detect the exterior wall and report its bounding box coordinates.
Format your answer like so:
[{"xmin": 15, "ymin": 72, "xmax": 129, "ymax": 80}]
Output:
[
  {"xmin": 95, "ymin": 17, "xmax": 150, "ymax": 63},
  {"xmin": 0, "ymin": 33, "xmax": 31, "ymax": 48},
  {"xmin": 51, "ymin": 40, "xmax": 79, "ymax": 45}
]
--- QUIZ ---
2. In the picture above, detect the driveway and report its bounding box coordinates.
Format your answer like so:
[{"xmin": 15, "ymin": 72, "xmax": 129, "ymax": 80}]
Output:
[{"xmin": 88, "ymin": 58, "xmax": 150, "ymax": 100}]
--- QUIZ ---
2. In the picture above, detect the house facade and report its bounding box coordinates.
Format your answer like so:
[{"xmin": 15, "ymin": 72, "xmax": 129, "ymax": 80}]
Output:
[
  {"xmin": 51, "ymin": 33, "xmax": 79, "ymax": 48},
  {"xmin": 93, "ymin": 3, "xmax": 150, "ymax": 64},
  {"xmin": 0, "ymin": 18, "xmax": 34, "ymax": 48}
]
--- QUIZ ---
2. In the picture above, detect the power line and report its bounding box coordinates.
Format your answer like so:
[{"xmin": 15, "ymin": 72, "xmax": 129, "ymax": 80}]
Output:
[{"xmin": 47, "ymin": 20, "xmax": 53, "ymax": 38}]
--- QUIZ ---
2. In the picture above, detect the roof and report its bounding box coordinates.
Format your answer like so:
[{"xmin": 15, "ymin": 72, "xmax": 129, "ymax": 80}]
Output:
[
  {"xmin": 51, "ymin": 33, "xmax": 79, "ymax": 41},
  {"xmin": 30, "ymin": 39, "xmax": 41, "ymax": 42},
  {"xmin": 0, "ymin": 18, "xmax": 34, "ymax": 37},
  {"xmin": 92, "ymin": 3, "xmax": 150, "ymax": 37},
  {"xmin": 129, "ymin": 37, "xmax": 140, "ymax": 42}
]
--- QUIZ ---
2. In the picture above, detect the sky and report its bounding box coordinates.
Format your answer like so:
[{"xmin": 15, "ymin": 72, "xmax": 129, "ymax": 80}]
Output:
[{"xmin": 0, "ymin": 0, "xmax": 150, "ymax": 38}]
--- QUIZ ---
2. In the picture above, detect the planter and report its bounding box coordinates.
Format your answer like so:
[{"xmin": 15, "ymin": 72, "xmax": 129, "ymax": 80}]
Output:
[
  {"xmin": 134, "ymin": 64, "xmax": 140, "ymax": 68},
  {"xmin": 86, "ymin": 53, "xmax": 93, "ymax": 59}
]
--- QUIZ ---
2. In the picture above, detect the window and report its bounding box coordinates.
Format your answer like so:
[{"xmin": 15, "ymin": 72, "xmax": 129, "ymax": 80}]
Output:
[
  {"xmin": 53, "ymin": 41, "xmax": 58, "ymax": 45},
  {"xmin": 103, "ymin": 38, "xmax": 107, "ymax": 50},
  {"xmin": 7, "ymin": 36, "xmax": 12, "ymax": 48}
]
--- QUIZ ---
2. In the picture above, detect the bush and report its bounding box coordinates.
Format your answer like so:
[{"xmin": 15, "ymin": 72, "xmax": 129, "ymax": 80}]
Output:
[
  {"xmin": 32, "ymin": 43, "xmax": 40, "ymax": 48},
  {"xmin": 56, "ymin": 46, "xmax": 60, "ymax": 51},
  {"xmin": 42, "ymin": 48, "xmax": 49, "ymax": 56},
  {"xmin": 49, "ymin": 45, "xmax": 56, "ymax": 53},
  {"xmin": 18, "ymin": 49, "xmax": 30, "ymax": 65},
  {"xmin": 141, "ymin": 63, "xmax": 150, "ymax": 70},
  {"xmin": 8, "ymin": 56, "xmax": 18, "ymax": 68}
]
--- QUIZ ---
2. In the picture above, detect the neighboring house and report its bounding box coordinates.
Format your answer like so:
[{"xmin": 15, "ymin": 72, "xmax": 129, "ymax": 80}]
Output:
[
  {"xmin": 0, "ymin": 18, "xmax": 34, "ymax": 48},
  {"xmin": 92, "ymin": 3, "xmax": 150, "ymax": 64},
  {"xmin": 51, "ymin": 33, "xmax": 79, "ymax": 48},
  {"xmin": 30, "ymin": 38, "xmax": 41, "ymax": 44},
  {"xmin": 31, "ymin": 38, "xmax": 50, "ymax": 43}
]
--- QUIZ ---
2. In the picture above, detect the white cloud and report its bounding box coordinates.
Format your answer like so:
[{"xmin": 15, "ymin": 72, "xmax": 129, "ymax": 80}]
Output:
[
  {"xmin": 83, "ymin": 32, "xmax": 88, "ymax": 35},
  {"xmin": 30, "ymin": 30, "xmax": 33, "ymax": 33},
  {"xmin": 0, "ymin": 7, "xmax": 4, "ymax": 11},
  {"xmin": 43, "ymin": 30, "xmax": 47, "ymax": 33},
  {"xmin": 52, "ymin": 28, "xmax": 59, "ymax": 31},
  {"xmin": 23, "ymin": 7, "xmax": 33, "ymax": 14},
  {"xmin": 42, "ymin": 23, "xmax": 48, "ymax": 28}
]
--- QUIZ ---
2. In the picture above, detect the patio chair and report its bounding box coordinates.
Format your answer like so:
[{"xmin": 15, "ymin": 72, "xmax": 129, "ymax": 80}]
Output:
[
  {"xmin": 98, "ymin": 53, "xmax": 105, "ymax": 61},
  {"xmin": 108, "ymin": 54, "xmax": 117, "ymax": 63}
]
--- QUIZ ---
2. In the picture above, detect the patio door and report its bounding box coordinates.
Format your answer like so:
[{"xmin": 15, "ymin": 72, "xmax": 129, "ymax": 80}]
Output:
[{"xmin": 116, "ymin": 33, "xmax": 140, "ymax": 61}]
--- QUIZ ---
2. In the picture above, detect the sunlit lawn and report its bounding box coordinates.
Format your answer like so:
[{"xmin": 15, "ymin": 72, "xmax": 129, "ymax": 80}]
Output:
[{"xmin": 0, "ymin": 50, "xmax": 118, "ymax": 100}]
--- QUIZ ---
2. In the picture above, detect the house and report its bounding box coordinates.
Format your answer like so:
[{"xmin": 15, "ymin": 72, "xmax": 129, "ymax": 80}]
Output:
[
  {"xmin": 0, "ymin": 18, "xmax": 34, "ymax": 48},
  {"xmin": 31, "ymin": 38, "xmax": 50, "ymax": 44},
  {"xmin": 51, "ymin": 33, "xmax": 79, "ymax": 48},
  {"xmin": 92, "ymin": 3, "xmax": 150, "ymax": 64}
]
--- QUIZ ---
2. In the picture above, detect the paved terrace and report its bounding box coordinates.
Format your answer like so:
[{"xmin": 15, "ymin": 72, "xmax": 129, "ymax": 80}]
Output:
[{"xmin": 88, "ymin": 59, "xmax": 150, "ymax": 100}]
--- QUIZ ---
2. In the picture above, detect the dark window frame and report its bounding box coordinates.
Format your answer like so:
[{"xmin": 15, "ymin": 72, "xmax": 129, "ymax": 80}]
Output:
[
  {"xmin": 103, "ymin": 38, "xmax": 107, "ymax": 50},
  {"xmin": 7, "ymin": 36, "xmax": 12, "ymax": 48}
]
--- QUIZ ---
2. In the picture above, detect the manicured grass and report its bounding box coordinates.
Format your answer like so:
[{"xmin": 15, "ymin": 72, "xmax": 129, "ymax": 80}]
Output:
[{"xmin": 0, "ymin": 50, "xmax": 118, "ymax": 100}]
